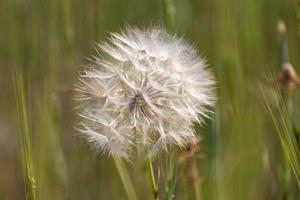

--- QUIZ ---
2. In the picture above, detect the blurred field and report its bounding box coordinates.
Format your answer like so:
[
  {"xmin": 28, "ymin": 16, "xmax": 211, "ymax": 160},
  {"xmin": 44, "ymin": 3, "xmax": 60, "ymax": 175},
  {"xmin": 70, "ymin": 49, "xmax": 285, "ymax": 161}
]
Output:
[{"xmin": 1, "ymin": 0, "xmax": 300, "ymax": 199}]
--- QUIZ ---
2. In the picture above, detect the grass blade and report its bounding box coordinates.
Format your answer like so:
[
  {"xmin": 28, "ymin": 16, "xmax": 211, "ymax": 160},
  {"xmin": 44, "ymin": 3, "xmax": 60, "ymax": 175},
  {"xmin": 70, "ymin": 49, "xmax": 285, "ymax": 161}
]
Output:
[
  {"xmin": 13, "ymin": 68, "xmax": 37, "ymax": 200},
  {"xmin": 260, "ymin": 82, "xmax": 300, "ymax": 186},
  {"xmin": 113, "ymin": 157, "xmax": 138, "ymax": 200}
]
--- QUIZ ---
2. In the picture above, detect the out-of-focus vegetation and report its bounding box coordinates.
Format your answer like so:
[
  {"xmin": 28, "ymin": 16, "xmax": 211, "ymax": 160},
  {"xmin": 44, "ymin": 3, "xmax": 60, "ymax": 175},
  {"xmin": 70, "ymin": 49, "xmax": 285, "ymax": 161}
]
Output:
[{"xmin": 1, "ymin": 0, "xmax": 300, "ymax": 199}]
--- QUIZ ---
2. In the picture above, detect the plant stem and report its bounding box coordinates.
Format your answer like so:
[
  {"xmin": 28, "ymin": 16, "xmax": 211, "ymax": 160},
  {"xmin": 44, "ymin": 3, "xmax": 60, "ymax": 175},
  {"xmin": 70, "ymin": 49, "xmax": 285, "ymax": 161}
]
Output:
[
  {"xmin": 276, "ymin": 20, "xmax": 300, "ymax": 199},
  {"xmin": 165, "ymin": 149, "xmax": 179, "ymax": 200},
  {"xmin": 147, "ymin": 157, "xmax": 159, "ymax": 200},
  {"xmin": 162, "ymin": 0, "xmax": 176, "ymax": 32},
  {"xmin": 189, "ymin": 160, "xmax": 201, "ymax": 200},
  {"xmin": 13, "ymin": 68, "xmax": 37, "ymax": 200},
  {"xmin": 193, "ymin": 182, "xmax": 201, "ymax": 200},
  {"xmin": 113, "ymin": 157, "xmax": 138, "ymax": 200}
]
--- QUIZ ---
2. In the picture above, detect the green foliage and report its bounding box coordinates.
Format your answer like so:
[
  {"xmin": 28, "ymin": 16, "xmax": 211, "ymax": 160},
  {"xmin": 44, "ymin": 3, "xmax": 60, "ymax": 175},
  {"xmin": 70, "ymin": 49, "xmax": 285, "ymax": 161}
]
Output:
[
  {"xmin": 261, "ymin": 80, "xmax": 300, "ymax": 198},
  {"xmin": 1, "ymin": 0, "xmax": 300, "ymax": 199}
]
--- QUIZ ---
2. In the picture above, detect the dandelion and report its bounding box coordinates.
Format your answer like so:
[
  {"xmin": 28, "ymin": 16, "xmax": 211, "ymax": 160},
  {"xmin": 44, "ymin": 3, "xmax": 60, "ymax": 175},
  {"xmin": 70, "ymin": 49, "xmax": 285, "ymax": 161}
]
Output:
[{"xmin": 75, "ymin": 27, "xmax": 215, "ymax": 159}]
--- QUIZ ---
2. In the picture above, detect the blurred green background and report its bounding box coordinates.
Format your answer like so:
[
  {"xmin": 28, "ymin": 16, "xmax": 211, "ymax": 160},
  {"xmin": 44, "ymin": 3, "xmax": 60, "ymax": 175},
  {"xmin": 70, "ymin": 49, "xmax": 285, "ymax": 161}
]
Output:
[{"xmin": 1, "ymin": 0, "xmax": 300, "ymax": 199}]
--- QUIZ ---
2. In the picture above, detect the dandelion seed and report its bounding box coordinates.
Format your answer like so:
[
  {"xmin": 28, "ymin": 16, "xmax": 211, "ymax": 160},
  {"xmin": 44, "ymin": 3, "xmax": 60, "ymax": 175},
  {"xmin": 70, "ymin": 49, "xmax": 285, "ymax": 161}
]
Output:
[{"xmin": 75, "ymin": 27, "xmax": 215, "ymax": 159}]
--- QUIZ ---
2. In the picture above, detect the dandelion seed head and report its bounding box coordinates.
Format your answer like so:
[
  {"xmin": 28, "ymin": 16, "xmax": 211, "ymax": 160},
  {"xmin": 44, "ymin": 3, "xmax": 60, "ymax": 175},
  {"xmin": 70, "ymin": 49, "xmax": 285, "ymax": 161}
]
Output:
[{"xmin": 75, "ymin": 27, "xmax": 215, "ymax": 159}]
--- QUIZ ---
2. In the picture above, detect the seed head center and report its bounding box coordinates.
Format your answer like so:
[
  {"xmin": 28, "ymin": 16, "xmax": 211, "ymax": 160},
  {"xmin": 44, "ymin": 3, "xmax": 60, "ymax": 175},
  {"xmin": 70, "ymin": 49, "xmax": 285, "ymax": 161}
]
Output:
[{"xmin": 134, "ymin": 92, "xmax": 146, "ymax": 106}]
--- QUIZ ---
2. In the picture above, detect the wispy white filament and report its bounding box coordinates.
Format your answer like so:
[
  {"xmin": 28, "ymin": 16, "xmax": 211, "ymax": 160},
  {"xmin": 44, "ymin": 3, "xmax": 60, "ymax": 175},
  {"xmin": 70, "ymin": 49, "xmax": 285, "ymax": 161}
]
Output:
[{"xmin": 75, "ymin": 27, "xmax": 215, "ymax": 159}]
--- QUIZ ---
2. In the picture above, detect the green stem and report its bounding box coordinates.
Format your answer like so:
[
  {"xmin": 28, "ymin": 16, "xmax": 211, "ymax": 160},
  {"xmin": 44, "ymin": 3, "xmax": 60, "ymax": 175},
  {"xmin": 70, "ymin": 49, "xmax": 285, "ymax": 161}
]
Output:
[
  {"xmin": 113, "ymin": 157, "xmax": 138, "ymax": 200},
  {"xmin": 193, "ymin": 181, "xmax": 201, "ymax": 200},
  {"xmin": 277, "ymin": 20, "xmax": 289, "ymax": 67},
  {"xmin": 13, "ymin": 68, "xmax": 37, "ymax": 200},
  {"xmin": 147, "ymin": 157, "xmax": 159, "ymax": 200},
  {"xmin": 162, "ymin": 0, "xmax": 176, "ymax": 32},
  {"xmin": 165, "ymin": 150, "xmax": 177, "ymax": 200},
  {"xmin": 276, "ymin": 20, "xmax": 300, "ymax": 199}
]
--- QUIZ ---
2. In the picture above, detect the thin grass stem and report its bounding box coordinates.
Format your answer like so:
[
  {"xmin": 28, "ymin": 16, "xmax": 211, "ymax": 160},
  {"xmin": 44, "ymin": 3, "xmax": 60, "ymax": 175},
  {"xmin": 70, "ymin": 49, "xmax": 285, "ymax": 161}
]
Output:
[
  {"xmin": 13, "ymin": 68, "xmax": 37, "ymax": 200},
  {"xmin": 147, "ymin": 157, "xmax": 159, "ymax": 200},
  {"xmin": 113, "ymin": 157, "xmax": 138, "ymax": 200}
]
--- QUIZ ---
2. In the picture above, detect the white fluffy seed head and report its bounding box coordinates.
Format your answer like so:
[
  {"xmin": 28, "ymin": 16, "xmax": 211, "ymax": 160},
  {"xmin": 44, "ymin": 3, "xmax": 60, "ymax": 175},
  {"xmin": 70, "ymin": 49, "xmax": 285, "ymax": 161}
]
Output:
[{"xmin": 75, "ymin": 27, "xmax": 215, "ymax": 160}]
